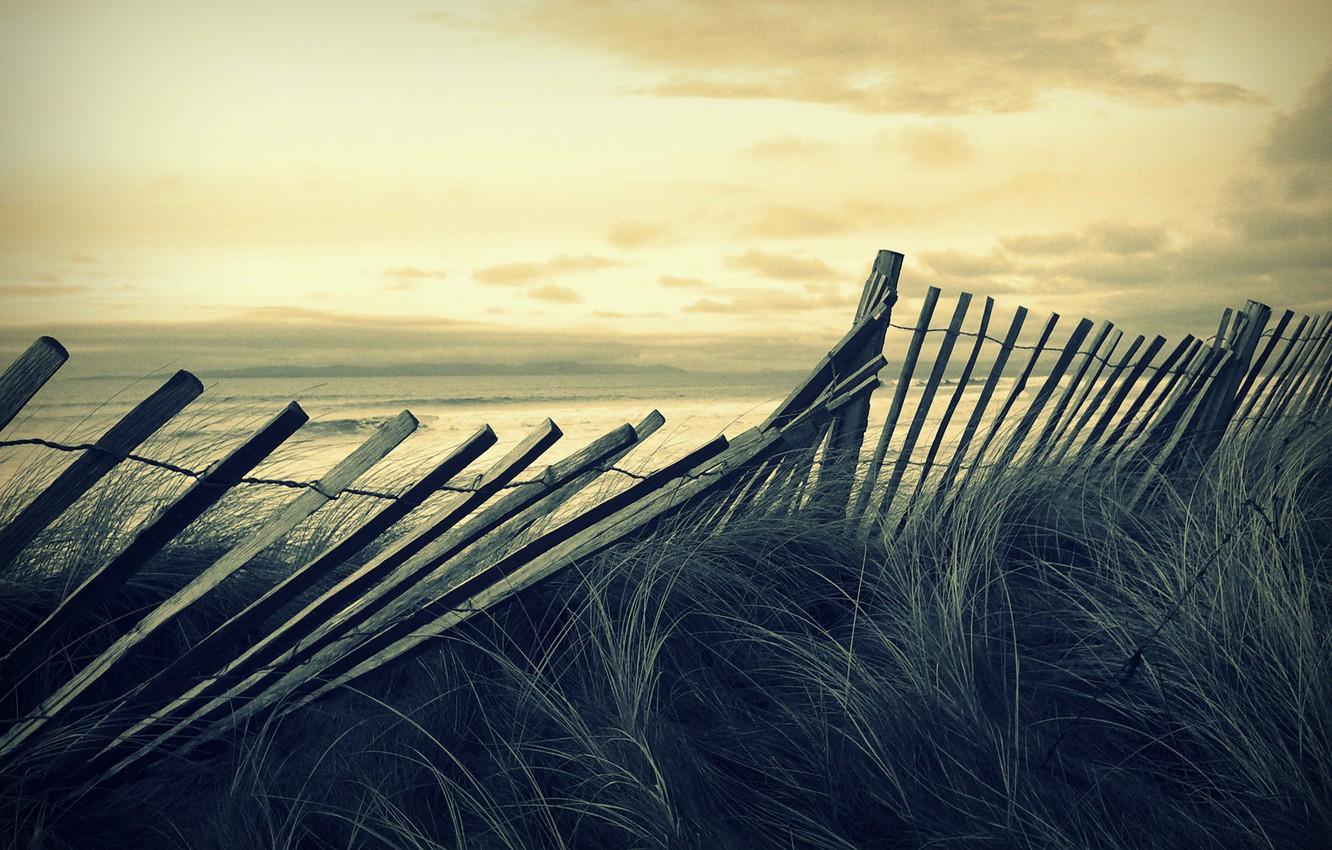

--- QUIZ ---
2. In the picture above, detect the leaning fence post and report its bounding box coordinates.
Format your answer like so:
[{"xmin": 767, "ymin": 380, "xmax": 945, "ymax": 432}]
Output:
[
  {"xmin": 0, "ymin": 337, "xmax": 68, "ymax": 432},
  {"xmin": 0, "ymin": 402, "xmax": 310, "ymax": 690},
  {"xmin": 0, "ymin": 371, "xmax": 204, "ymax": 570}
]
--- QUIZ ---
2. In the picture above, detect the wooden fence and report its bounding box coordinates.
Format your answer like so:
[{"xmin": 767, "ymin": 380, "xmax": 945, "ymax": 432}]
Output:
[{"xmin": 1, "ymin": 248, "xmax": 1329, "ymax": 796}]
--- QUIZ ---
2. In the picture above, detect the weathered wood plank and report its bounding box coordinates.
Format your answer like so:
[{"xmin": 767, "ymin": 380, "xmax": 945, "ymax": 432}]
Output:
[
  {"xmin": 1099, "ymin": 334, "xmax": 1197, "ymax": 464},
  {"xmin": 985, "ymin": 318, "xmax": 1095, "ymax": 474},
  {"xmin": 0, "ymin": 337, "xmax": 68, "ymax": 432},
  {"xmin": 0, "ymin": 370, "xmax": 204, "ymax": 569},
  {"xmin": 0, "ymin": 410, "xmax": 418, "ymax": 762},
  {"xmin": 106, "ymin": 422, "xmax": 499, "ymax": 719},
  {"xmin": 951, "ymin": 312, "xmax": 1061, "ymax": 500},
  {"xmin": 1114, "ymin": 336, "xmax": 1206, "ymax": 458},
  {"xmin": 1044, "ymin": 329, "xmax": 1125, "ymax": 465},
  {"xmin": 855, "ymin": 250, "xmax": 904, "ymax": 322},
  {"xmin": 930, "ymin": 305, "xmax": 1028, "ymax": 505},
  {"xmin": 1074, "ymin": 335, "xmax": 1168, "ymax": 462},
  {"xmin": 0, "ymin": 402, "xmax": 310, "ymax": 688},
  {"xmin": 1027, "ymin": 320, "xmax": 1115, "ymax": 460},
  {"xmin": 897, "ymin": 295, "xmax": 993, "ymax": 527},
  {"xmin": 872, "ymin": 292, "xmax": 972, "ymax": 528},
  {"xmin": 1233, "ymin": 309, "xmax": 1294, "ymax": 423},
  {"xmin": 1241, "ymin": 313, "xmax": 1314, "ymax": 425},
  {"xmin": 144, "ymin": 433, "xmax": 740, "ymax": 767},
  {"xmin": 850, "ymin": 287, "xmax": 942, "ymax": 520}
]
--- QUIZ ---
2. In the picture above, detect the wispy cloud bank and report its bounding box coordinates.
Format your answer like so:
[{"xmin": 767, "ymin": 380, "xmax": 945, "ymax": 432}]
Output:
[
  {"xmin": 505, "ymin": 0, "xmax": 1262, "ymax": 114},
  {"xmin": 606, "ymin": 220, "xmax": 672, "ymax": 249},
  {"xmin": 381, "ymin": 266, "xmax": 448, "ymax": 292},
  {"xmin": 0, "ymin": 306, "xmax": 836, "ymax": 376},
  {"xmin": 725, "ymin": 250, "xmax": 841, "ymax": 281},
  {"xmin": 474, "ymin": 254, "xmax": 620, "ymax": 287},
  {"xmin": 907, "ymin": 65, "xmax": 1332, "ymax": 334},
  {"xmin": 0, "ymin": 284, "xmax": 92, "ymax": 298}
]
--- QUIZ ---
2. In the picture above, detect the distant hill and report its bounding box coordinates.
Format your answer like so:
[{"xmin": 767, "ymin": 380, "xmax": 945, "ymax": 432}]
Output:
[{"xmin": 196, "ymin": 360, "xmax": 690, "ymax": 379}]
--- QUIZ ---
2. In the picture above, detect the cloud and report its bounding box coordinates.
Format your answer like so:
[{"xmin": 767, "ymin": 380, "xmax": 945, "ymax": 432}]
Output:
[
  {"xmin": 737, "ymin": 135, "xmax": 833, "ymax": 160},
  {"xmin": 725, "ymin": 250, "xmax": 841, "ymax": 281},
  {"xmin": 1087, "ymin": 222, "xmax": 1169, "ymax": 255},
  {"xmin": 474, "ymin": 254, "xmax": 619, "ymax": 287},
  {"xmin": 998, "ymin": 232, "xmax": 1089, "ymax": 255},
  {"xmin": 658, "ymin": 275, "xmax": 710, "ymax": 289},
  {"xmin": 1263, "ymin": 64, "xmax": 1332, "ymax": 166},
  {"xmin": 57, "ymin": 252, "xmax": 107, "ymax": 265},
  {"xmin": 474, "ymin": 263, "xmax": 544, "ymax": 287},
  {"xmin": 740, "ymin": 203, "xmax": 863, "ymax": 239},
  {"xmin": 895, "ymin": 125, "xmax": 975, "ymax": 168},
  {"xmin": 909, "ymin": 66, "xmax": 1332, "ymax": 329},
  {"xmin": 528, "ymin": 284, "xmax": 583, "ymax": 303},
  {"xmin": 0, "ymin": 305, "xmax": 846, "ymax": 377},
  {"xmin": 0, "ymin": 284, "xmax": 92, "ymax": 298},
  {"xmin": 682, "ymin": 286, "xmax": 857, "ymax": 315},
  {"xmin": 381, "ymin": 266, "xmax": 448, "ymax": 292},
  {"xmin": 607, "ymin": 220, "xmax": 670, "ymax": 249},
  {"xmin": 505, "ymin": 0, "xmax": 1262, "ymax": 115},
  {"xmin": 920, "ymin": 250, "xmax": 1016, "ymax": 278}
]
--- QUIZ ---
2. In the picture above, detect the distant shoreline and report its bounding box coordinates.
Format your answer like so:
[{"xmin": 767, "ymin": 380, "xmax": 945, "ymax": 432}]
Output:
[{"xmin": 73, "ymin": 362, "xmax": 810, "ymax": 381}]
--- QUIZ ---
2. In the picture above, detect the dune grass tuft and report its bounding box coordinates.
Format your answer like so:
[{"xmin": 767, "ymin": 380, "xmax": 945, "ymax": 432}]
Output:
[{"xmin": 2, "ymin": 414, "xmax": 1330, "ymax": 849}]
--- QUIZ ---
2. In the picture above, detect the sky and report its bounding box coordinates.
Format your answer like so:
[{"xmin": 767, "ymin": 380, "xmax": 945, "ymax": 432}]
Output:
[{"xmin": 1, "ymin": 0, "xmax": 1330, "ymax": 376}]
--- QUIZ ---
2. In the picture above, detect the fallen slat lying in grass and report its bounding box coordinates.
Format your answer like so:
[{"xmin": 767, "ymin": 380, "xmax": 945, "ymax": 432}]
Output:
[
  {"xmin": 0, "ymin": 411, "xmax": 419, "ymax": 762},
  {"xmin": 0, "ymin": 371, "xmax": 204, "ymax": 568}
]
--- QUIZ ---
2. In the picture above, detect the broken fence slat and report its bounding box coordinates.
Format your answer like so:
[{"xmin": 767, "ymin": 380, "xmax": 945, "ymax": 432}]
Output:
[
  {"xmin": 166, "ymin": 433, "xmax": 740, "ymax": 759},
  {"xmin": 0, "ymin": 410, "xmax": 418, "ymax": 763},
  {"xmin": 0, "ymin": 337, "xmax": 69, "ymax": 432},
  {"xmin": 1098, "ymin": 334, "xmax": 1196, "ymax": 465},
  {"xmin": 930, "ymin": 305, "xmax": 1028, "ymax": 505},
  {"xmin": 951, "ymin": 311, "xmax": 1061, "ymax": 502},
  {"xmin": 107, "ymin": 422, "xmax": 500, "ymax": 722},
  {"xmin": 851, "ymin": 287, "xmax": 942, "ymax": 521},
  {"xmin": 0, "ymin": 370, "xmax": 204, "ymax": 570},
  {"xmin": 761, "ymin": 282, "xmax": 898, "ymax": 434},
  {"xmin": 855, "ymin": 249, "xmax": 904, "ymax": 323},
  {"xmin": 897, "ymin": 295, "xmax": 994, "ymax": 529},
  {"xmin": 1073, "ymin": 335, "xmax": 1168, "ymax": 465},
  {"xmin": 1234, "ymin": 309, "xmax": 1295, "ymax": 424},
  {"xmin": 1028, "ymin": 320, "xmax": 1115, "ymax": 461},
  {"xmin": 873, "ymin": 291, "xmax": 972, "ymax": 529},
  {"xmin": 0, "ymin": 402, "xmax": 310, "ymax": 689},
  {"xmin": 1045, "ymin": 328, "xmax": 1124, "ymax": 466}
]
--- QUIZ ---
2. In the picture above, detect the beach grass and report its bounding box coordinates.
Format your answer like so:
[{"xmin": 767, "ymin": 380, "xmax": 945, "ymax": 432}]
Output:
[{"xmin": 2, "ymin": 413, "xmax": 1329, "ymax": 849}]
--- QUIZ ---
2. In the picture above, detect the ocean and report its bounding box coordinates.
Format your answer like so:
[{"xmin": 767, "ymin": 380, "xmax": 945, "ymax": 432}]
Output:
[{"xmin": 0, "ymin": 370, "xmax": 810, "ymax": 492}]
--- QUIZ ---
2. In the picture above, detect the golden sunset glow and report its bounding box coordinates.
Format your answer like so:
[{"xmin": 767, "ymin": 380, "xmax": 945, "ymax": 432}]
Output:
[{"xmin": 2, "ymin": 0, "xmax": 1330, "ymax": 375}]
